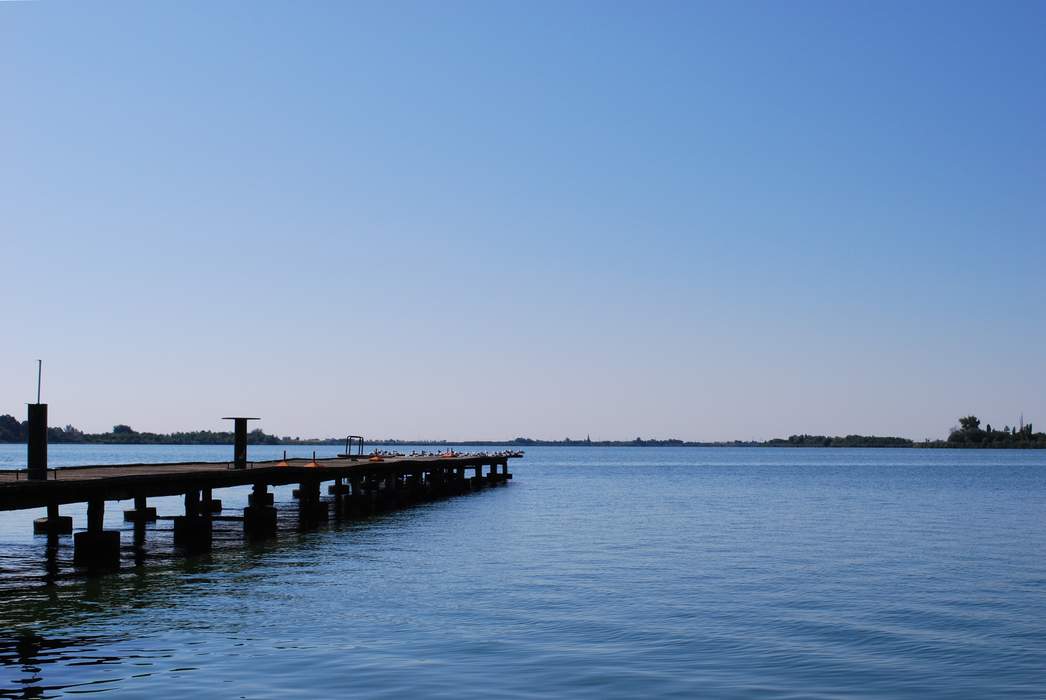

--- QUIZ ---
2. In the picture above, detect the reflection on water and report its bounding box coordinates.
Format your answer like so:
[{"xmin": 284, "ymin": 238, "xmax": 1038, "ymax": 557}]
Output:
[
  {"xmin": 0, "ymin": 632, "xmax": 135, "ymax": 698},
  {"xmin": 1, "ymin": 446, "xmax": 1045, "ymax": 698},
  {"xmin": 0, "ymin": 499, "xmax": 416, "ymax": 698}
]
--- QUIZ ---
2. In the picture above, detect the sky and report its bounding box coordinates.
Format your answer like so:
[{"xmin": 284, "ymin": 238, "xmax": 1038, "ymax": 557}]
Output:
[{"xmin": 2, "ymin": 1, "xmax": 1044, "ymax": 441}]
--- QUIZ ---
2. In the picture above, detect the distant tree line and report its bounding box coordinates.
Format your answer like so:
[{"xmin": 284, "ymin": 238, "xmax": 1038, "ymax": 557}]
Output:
[
  {"xmin": 1, "ymin": 412, "xmax": 1043, "ymax": 448},
  {"xmin": 507, "ymin": 435, "xmax": 915, "ymax": 447},
  {"xmin": 507, "ymin": 436, "xmax": 694, "ymax": 446},
  {"xmin": 764, "ymin": 434, "xmax": 914, "ymax": 448},
  {"xmin": 0, "ymin": 416, "xmax": 282, "ymax": 445}
]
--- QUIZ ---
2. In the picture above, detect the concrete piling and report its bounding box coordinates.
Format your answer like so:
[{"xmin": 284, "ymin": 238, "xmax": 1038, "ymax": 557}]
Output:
[
  {"xmin": 173, "ymin": 489, "xmax": 212, "ymax": 551},
  {"xmin": 244, "ymin": 483, "xmax": 277, "ymax": 537},
  {"xmin": 73, "ymin": 498, "xmax": 120, "ymax": 569},
  {"xmin": 297, "ymin": 478, "xmax": 328, "ymax": 524}
]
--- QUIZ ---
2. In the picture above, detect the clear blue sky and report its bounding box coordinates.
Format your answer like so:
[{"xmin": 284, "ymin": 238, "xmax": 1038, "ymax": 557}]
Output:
[{"xmin": 2, "ymin": 1, "xmax": 1044, "ymax": 441}]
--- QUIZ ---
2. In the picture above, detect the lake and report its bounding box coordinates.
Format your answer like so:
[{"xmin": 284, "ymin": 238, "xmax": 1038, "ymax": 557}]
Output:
[{"xmin": 1, "ymin": 445, "xmax": 1044, "ymax": 698}]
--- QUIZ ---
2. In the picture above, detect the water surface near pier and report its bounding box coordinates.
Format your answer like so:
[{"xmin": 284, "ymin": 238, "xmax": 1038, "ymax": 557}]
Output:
[{"xmin": 0, "ymin": 445, "xmax": 1044, "ymax": 698}]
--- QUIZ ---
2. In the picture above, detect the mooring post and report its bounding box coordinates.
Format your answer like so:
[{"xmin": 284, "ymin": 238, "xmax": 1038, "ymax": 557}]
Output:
[{"xmin": 73, "ymin": 497, "xmax": 121, "ymax": 569}]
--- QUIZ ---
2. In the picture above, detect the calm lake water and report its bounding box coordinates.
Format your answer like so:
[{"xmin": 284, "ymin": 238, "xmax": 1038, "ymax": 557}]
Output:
[{"xmin": 0, "ymin": 445, "xmax": 1044, "ymax": 698}]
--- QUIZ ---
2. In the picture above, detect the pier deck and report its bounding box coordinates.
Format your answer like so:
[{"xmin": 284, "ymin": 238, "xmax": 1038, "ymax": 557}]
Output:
[
  {"xmin": 4, "ymin": 402, "xmax": 520, "ymax": 569},
  {"xmin": 0, "ymin": 455, "xmax": 516, "ymax": 511},
  {"xmin": 0, "ymin": 452, "xmax": 518, "ymax": 568}
]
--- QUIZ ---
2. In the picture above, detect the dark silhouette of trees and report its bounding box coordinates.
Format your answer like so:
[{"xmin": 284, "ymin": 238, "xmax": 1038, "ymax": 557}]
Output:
[
  {"xmin": 945, "ymin": 415, "xmax": 1046, "ymax": 448},
  {"xmin": 767, "ymin": 434, "xmax": 912, "ymax": 447}
]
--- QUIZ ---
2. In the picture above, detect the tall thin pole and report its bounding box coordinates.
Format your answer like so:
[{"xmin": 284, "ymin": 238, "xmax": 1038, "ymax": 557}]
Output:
[{"xmin": 36, "ymin": 360, "xmax": 42, "ymax": 404}]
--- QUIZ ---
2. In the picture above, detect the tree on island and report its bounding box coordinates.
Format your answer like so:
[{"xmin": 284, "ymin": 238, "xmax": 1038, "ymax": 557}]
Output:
[
  {"xmin": 0, "ymin": 414, "xmax": 25, "ymax": 442},
  {"xmin": 947, "ymin": 415, "xmax": 1045, "ymax": 448}
]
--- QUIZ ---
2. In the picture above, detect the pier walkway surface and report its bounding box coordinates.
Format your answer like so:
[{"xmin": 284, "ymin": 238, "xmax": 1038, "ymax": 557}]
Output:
[{"xmin": 0, "ymin": 454, "xmax": 516, "ymax": 511}]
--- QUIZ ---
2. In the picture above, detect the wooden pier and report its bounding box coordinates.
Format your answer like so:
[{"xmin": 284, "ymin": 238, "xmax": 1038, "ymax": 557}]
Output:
[{"xmin": 0, "ymin": 453, "xmax": 518, "ymax": 569}]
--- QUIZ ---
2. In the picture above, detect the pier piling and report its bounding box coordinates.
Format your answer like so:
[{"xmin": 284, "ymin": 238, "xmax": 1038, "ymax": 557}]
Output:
[
  {"xmin": 124, "ymin": 494, "xmax": 158, "ymax": 522},
  {"xmin": 297, "ymin": 479, "xmax": 328, "ymax": 525},
  {"xmin": 33, "ymin": 501, "xmax": 73, "ymax": 535},
  {"xmin": 73, "ymin": 498, "xmax": 120, "ymax": 569},
  {"xmin": 244, "ymin": 483, "xmax": 277, "ymax": 537},
  {"xmin": 173, "ymin": 489, "xmax": 212, "ymax": 551},
  {"xmin": 202, "ymin": 487, "xmax": 222, "ymax": 513}
]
